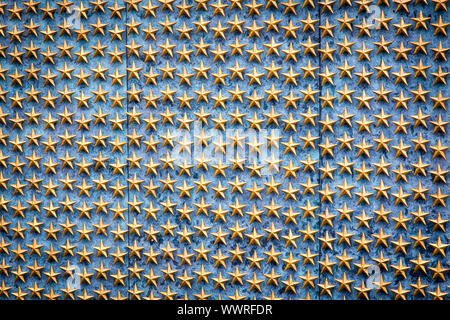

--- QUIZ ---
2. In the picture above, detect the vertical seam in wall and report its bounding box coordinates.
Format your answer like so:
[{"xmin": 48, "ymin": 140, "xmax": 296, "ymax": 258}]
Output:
[
  {"xmin": 317, "ymin": 4, "xmax": 323, "ymax": 301},
  {"xmin": 125, "ymin": 4, "xmax": 130, "ymax": 300}
]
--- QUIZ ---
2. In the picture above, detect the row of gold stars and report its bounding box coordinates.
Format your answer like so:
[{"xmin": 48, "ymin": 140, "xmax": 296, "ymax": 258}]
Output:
[
  {"xmin": 1, "ymin": 36, "xmax": 448, "ymax": 66},
  {"xmin": 0, "ymin": 0, "xmax": 448, "ymax": 21},
  {"xmin": 0, "ymin": 11, "xmax": 448, "ymax": 42}
]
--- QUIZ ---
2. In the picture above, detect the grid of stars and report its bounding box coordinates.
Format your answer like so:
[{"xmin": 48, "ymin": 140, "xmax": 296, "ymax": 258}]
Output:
[{"xmin": 0, "ymin": 0, "xmax": 448, "ymax": 300}]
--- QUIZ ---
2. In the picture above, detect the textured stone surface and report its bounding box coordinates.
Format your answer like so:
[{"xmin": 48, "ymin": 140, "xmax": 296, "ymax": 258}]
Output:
[{"xmin": 0, "ymin": 0, "xmax": 448, "ymax": 300}]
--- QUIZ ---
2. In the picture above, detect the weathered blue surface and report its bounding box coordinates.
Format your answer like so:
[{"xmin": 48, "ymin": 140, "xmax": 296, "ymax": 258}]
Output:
[{"xmin": 0, "ymin": 0, "xmax": 448, "ymax": 300}]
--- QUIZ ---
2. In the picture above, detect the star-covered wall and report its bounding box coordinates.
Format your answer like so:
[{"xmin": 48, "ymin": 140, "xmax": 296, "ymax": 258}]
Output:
[{"xmin": 0, "ymin": 0, "xmax": 448, "ymax": 300}]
